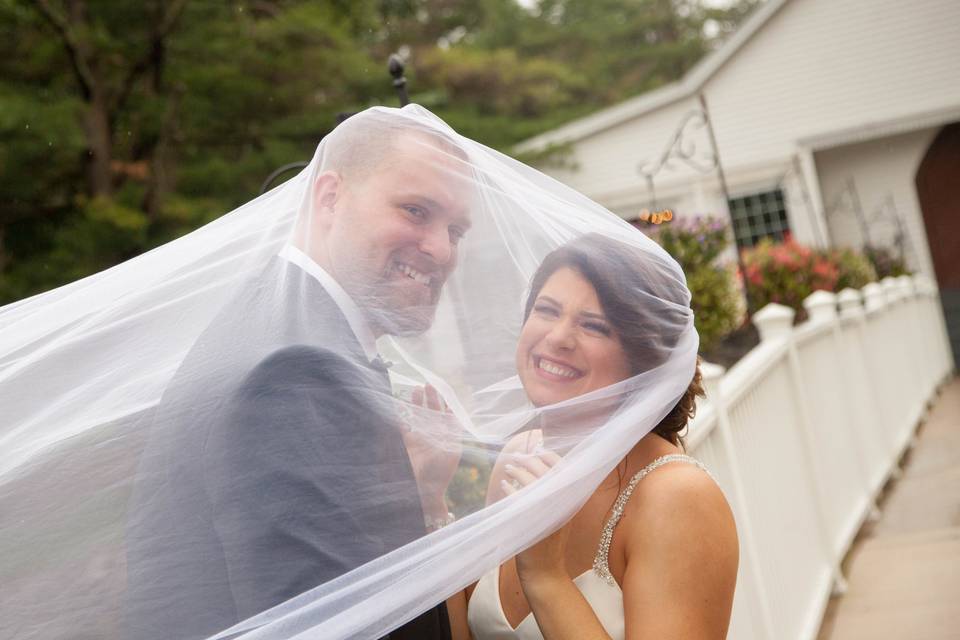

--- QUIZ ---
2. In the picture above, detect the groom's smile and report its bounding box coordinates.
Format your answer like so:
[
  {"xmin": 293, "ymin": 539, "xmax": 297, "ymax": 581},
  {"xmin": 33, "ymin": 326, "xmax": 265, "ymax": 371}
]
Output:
[
  {"xmin": 318, "ymin": 131, "xmax": 474, "ymax": 336},
  {"xmin": 394, "ymin": 261, "xmax": 434, "ymax": 287}
]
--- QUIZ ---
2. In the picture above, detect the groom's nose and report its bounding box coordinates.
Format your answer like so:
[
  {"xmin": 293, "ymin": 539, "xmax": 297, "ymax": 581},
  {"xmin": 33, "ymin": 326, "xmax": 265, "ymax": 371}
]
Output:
[{"xmin": 417, "ymin": 223, "xmax": 454, "ymax": 266}]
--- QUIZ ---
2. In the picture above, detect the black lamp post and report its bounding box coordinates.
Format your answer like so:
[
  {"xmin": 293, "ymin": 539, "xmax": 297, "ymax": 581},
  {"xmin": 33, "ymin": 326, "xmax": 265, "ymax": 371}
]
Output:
[
  {"xmin": 388, "ymin": 53, "xmax": 410, "ymax": 107},
  {"xmin": 259, "ymin": 54, "xmax": 412, "ymax": 195}
]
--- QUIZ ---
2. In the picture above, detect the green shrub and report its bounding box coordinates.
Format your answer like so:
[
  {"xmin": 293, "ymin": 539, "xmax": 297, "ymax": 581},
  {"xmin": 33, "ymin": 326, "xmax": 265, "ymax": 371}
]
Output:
[
  {"xmin": 863, "ymin": 246, "xmax": 911, "ymax": 279},
  {"xmin": 825, "ymin": 247, "xmax": 878, "ymax": 291},
  {"xmin": 686, "ymin": 266, "xmax": 745, "ymax": 351},
  {"xmin": 446, "ymin": 452, "xmax": 492, "ymax": 518},
  {"xmin": 652, "ymin": 217, "xmax": 744, "ymax": 351}
]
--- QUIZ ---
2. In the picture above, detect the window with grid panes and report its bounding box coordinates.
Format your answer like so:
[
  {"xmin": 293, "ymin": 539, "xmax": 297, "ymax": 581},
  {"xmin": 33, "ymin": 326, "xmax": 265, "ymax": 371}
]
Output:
[{"xmin": 727, "ymin": 189, "xmax": 791, "ymax": 250}]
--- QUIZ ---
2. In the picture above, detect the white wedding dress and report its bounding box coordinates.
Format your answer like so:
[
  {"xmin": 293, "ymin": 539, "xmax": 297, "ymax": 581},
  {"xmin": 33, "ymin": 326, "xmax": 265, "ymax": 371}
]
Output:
[{"xmin": 467, "ymin": 454, "xmax": 708, "ymax": 640}]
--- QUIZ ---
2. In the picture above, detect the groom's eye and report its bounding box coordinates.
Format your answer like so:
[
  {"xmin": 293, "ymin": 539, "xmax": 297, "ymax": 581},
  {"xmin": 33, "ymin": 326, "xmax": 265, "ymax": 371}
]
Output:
[{"xmin": 402, "ymin": 204, "xmax": 427, "ymax": 220}]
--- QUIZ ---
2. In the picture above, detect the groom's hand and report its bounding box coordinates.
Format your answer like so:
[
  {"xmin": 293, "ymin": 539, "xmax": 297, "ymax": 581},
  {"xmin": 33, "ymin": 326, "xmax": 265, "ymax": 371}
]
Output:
[{"xmin": 401, "ymin": 384, "xmax": 464, "ymax": 522}]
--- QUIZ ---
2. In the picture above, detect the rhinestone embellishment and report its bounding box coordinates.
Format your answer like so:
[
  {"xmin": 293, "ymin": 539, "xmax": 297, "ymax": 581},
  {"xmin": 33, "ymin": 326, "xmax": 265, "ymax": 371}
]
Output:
[{"xmin": 592, "ymin": 454, "xmax": 711, "ymax": 586}]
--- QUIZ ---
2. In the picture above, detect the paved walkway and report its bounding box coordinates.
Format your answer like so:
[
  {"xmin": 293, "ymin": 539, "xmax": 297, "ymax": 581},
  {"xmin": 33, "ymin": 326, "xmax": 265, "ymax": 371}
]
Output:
[{"xmin": 817, "ymin": 377, "xmax": 960, "ymax": 640}]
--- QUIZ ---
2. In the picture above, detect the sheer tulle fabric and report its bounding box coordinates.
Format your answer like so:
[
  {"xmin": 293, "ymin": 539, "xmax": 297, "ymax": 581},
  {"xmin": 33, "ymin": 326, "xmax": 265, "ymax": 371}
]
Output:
[{"xmin": 0, "ymin": 105, "xmax": 697, "ymax": 639}]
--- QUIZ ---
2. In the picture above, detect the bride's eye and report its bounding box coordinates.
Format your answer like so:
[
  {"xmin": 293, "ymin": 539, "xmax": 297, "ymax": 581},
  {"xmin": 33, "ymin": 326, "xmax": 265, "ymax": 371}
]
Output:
[
  {"xmin": 582, "ymin": 321, "xmax": 611, "ymax": 336},
  {"xmin": 533, "ymin": 303, "xmax": 558, "ymax": 317}
]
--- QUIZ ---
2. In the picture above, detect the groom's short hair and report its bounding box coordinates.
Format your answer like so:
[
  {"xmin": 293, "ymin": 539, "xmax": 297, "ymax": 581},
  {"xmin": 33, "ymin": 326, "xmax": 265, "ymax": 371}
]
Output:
[{"xmin": 321, "ymin": 110, "xmax": 468, "ymax": 183}]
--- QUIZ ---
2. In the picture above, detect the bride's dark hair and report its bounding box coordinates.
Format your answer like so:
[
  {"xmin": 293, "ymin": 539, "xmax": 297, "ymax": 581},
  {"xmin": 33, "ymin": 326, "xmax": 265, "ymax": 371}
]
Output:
[{"xmin": 522, "ymin": 233, "xmax": 703, "ymax": 445}]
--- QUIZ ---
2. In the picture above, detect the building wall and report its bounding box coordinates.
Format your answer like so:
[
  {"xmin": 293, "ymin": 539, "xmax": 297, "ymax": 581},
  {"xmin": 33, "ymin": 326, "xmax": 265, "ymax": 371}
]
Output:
[
  {"xmin": 704, "ymin": 0, "xmax": 959, "ymax": 168},
  {"xmin": 815, "ymin": 127, "xmax": 942, "ymax": 278},
  {"xmin": 533, "ymin": 0, "xmax": 960, "ymax": 250}
]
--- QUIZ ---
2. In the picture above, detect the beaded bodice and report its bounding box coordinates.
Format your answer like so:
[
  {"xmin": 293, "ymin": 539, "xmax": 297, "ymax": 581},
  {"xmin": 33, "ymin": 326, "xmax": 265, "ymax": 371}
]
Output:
[
  {"xmin": 591, "ymin": 453, "xmax": 709, "ymax": 585},
  {"xmin": 467, "ymin": 453, "xmax": 711, "ymax": 640}
]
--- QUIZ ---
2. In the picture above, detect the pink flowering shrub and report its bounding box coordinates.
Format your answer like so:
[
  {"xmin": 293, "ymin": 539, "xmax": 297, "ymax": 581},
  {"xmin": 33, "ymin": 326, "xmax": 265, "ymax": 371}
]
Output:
[{"xmin": 742, "ymin": 237, "xmax": 878, "ymax": 319}]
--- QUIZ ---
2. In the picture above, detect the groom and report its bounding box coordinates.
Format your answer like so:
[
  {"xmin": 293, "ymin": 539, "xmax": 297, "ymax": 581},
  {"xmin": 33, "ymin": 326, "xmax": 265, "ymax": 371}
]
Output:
[{"xmin": 125, "ymin": 112, "xmax": 472, "ymax": 640}]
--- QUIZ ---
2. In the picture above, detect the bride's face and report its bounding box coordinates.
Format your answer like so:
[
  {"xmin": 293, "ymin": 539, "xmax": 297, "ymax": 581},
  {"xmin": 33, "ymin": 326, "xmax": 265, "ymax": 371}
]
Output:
[{"xmin": 516, "ymin": 267, "xmax": 632, "ymax": 407}]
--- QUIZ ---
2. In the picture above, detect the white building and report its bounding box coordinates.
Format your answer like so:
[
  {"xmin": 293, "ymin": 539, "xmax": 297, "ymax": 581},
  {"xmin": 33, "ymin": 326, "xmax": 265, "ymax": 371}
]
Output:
[{"xmin": 516, "ymin": 0, "xmax": 960, "ymax": 361}]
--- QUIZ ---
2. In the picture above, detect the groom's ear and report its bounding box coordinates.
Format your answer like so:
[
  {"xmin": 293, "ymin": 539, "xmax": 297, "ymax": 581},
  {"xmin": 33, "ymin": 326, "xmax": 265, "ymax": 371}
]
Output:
[{"xmin": 312, "ymin": 171, "xmax": 342, "ymax": 221}]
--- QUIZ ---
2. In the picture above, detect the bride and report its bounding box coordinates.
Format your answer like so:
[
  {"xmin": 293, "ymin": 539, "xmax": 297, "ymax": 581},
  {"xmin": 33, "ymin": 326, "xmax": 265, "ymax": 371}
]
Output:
[{"xmin": 449, "ymin": 234, "xmax": 739, "ymax": 640}]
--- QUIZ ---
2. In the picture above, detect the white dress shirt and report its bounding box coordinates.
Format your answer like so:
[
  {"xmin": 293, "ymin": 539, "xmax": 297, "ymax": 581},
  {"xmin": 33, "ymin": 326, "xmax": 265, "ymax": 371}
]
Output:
[{"xmin": 278, "ymin": 244, "xmax": 379, "ymax": 363}]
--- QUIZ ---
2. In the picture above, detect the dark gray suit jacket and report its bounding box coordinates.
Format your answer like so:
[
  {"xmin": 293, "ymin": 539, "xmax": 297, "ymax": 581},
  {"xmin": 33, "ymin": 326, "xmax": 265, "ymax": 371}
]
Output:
[{"xmin": 124, "ymin": 259, "xmax": 450, "ymax": 640}]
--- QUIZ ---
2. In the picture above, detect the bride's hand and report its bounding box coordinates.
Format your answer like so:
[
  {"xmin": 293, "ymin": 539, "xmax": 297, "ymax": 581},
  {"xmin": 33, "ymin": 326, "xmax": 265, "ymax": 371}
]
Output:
[
  {"xmin": 401, "ymin": 384, "xmax": 463, "ymax": 517},
  {"xmin": 502, "ymin": 450, "xmax": 570, "ymax": 585}
]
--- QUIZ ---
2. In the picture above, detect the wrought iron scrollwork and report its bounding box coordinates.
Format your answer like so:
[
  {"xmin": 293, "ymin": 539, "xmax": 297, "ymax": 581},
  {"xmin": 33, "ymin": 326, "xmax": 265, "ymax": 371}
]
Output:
[
  {"xmin": 825, "ymin": 178, "xmax": 912, "ymax": 263},
  {"xmin": 637, "ymin": 108, "xmax": 718, "ymax": 214},
  {"xmin": 636, "ymin": 94, "xmax": 754, "ymax": 315}
]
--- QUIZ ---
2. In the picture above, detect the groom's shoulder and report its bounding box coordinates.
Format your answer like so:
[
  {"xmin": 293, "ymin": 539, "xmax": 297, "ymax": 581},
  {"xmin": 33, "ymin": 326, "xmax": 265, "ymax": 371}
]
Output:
[
  {"xmin": 240, "ymin": 344, "xmax": 372, "ymax": 390},
  {"xmin": 246, "ymin": 344, "xmax": 358, "ymax": 387},
  {"xmin": 226, "ymin": 345, "xmax": 387, "ymax": 437}
]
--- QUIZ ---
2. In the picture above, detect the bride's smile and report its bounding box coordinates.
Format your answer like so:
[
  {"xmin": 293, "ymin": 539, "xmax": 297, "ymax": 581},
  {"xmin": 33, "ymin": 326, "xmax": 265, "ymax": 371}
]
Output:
[{"xmin": 516, "ymin": 266, "xmax": 632, "ymax": 407}]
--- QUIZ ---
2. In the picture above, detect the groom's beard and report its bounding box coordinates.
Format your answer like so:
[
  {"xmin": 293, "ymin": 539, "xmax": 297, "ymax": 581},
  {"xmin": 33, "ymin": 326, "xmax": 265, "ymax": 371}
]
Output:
[
  {"xmin": 365, "ymin": 296, "xmax": 440, "ymax": 337},
  {"xmin": 332, "ymin": 248, "xmax": 451, "ymax": 337},
  {"xmin": 349, "ymin": 274, "xmax": 445, "ymax": 337}
]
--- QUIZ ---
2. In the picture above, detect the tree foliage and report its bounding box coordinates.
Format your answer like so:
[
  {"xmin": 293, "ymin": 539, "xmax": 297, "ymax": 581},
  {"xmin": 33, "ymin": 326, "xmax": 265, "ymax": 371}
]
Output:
[
  {"xmin": 0, "ymin": 0, "xmax": 758, "ymax": 304},
  {"xmin": 649, "ymin": 216, "xmax": 744, "ymax": 351}
]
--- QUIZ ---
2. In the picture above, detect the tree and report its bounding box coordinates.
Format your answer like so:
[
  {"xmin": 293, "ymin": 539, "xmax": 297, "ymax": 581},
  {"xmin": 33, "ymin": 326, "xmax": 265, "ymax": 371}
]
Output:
[
  {"xmin": 31, "ymin": 0, "xmax": 187, "ymax": 202},
  {"xmin": 0, "ymin": 0, "xmax": 760, "ymax": 304}
]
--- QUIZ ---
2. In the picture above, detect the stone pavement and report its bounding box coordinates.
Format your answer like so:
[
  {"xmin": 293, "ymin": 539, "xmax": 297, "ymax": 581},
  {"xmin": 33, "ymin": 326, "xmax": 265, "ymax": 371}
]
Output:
[{"xmin": 817, "ymin": 377, "xmax": 960, "ymax": 640}]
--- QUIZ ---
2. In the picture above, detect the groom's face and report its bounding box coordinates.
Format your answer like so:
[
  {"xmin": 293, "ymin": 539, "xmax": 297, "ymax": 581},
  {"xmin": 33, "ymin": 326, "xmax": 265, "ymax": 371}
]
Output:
[{"xmin": 319, "ymin": 136, "xmax": 473, "ymax": 336}]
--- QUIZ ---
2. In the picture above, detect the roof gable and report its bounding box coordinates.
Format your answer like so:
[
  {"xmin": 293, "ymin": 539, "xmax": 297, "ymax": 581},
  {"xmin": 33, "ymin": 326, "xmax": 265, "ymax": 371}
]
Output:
[{"xmin": 515, "ymin": 0, "xmax": 791, "ymax": 153}]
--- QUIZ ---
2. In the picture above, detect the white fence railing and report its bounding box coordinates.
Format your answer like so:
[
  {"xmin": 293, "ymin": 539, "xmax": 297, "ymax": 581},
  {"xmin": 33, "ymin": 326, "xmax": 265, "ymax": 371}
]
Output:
[{"xmin": 687, "ymin": 274, "xmax": 954, "ymax": 640}]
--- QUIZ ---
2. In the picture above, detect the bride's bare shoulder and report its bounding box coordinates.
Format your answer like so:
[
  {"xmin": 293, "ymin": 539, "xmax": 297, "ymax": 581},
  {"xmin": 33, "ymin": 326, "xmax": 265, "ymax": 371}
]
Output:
[
  {"xmin": 617, "ymin": 459, "xmax": 739, "ymax": 634},
  {"xmin": 622, "ymin": 458, "xmax": 738, "ymax": 563},
  {"xmin": 627, "ymin": 462, "xmax": 733, "ymax": 531}
]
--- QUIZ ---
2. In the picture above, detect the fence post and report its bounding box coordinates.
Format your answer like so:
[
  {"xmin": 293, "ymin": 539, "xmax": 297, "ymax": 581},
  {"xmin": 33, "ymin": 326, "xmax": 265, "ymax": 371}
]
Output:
[
  {"xmin": 883, "ymin": 277, "xmax": 918, "ymax": 455},
  {"xmin": 753, "ymin": 303, "xmax": 848, "ymax": 595},
  {"xmin": 837, "ymin": 288, "xmax": 883, "ymax": 521},
  {"xmin": 802, "ymin": 289, "xmax": 836, "ymax": 324},
  {"xmin": 896, "ymin": 276, "xmax": 926, "ymax": 446},
  {"xmin": 803, "ymin": 290, "xmax": 875, "ymax": 509},
  {"xmin": 881, "ymin": 276, "xmax": 901, "ymax": 303},
  {"xmin": 861, "ymin": 282, "xmax": 903, "ymax": 479},
  {"xmin": 862, "ymin": 282, "xmax": 886, "ymax": 313},
  {"xmin": 700, "ymin": 362, "xmax": 777, "ymax": 640}
]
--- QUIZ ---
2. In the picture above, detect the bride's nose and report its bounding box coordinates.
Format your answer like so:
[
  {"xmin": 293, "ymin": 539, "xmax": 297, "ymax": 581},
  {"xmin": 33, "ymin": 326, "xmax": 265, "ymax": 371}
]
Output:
[{"xmin": 544, "ymin": 319, "xmax": 576, "ymax": 351}]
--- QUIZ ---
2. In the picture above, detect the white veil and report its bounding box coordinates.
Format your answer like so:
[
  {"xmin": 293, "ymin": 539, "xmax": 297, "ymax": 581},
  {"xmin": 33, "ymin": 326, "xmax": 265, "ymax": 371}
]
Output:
[{"xmin": 0, "ymin": 105, "xmax": 698, "ymax": 640}]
